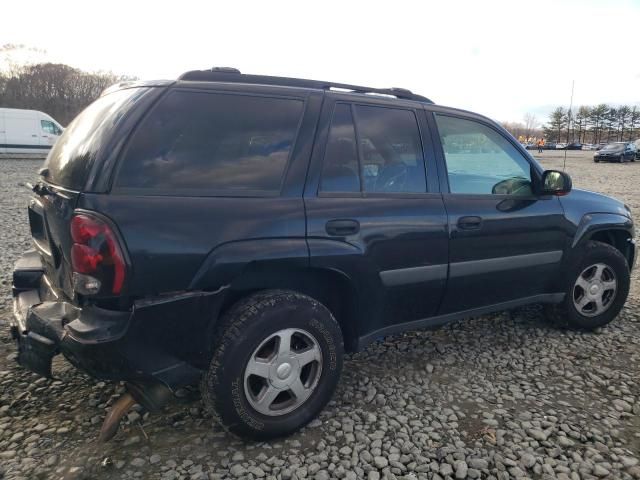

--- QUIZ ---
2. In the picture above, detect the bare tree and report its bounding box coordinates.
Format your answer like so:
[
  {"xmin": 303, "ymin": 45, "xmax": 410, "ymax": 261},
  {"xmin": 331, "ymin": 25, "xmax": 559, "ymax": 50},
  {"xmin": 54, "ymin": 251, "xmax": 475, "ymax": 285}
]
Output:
[
  {"xmin": 523, "ymin": 113, "xmax": 538, "ymax": 140},
  {"xmin": 0, "ymin": 61, "xmax": 135, "ymax": 124}
]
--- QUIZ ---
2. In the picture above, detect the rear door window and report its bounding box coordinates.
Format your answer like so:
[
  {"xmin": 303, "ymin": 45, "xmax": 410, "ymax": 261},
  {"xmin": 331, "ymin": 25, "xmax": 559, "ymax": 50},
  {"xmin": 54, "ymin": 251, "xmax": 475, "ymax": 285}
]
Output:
[
  {"xmin": 355, "ymin": 105, "xmax": 426, "ymax": 194},
  {"xmin": 116, "ymin": 91, "xmax": 304, "ymax": 194},
  {"xmin": 320, "ymin": 104, "xmax": 360, "ymax": 193},
  {"xmin": 319, "ymin": 103, "xmax": 427, "ymax": 194}
]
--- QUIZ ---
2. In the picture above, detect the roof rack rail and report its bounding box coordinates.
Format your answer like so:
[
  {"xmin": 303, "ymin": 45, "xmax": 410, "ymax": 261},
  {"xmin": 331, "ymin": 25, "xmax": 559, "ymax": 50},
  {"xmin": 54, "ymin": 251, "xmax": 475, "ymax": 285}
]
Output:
[{"xmin": 178, "ymin": 68, "xmax": 433, "ymax": 104}]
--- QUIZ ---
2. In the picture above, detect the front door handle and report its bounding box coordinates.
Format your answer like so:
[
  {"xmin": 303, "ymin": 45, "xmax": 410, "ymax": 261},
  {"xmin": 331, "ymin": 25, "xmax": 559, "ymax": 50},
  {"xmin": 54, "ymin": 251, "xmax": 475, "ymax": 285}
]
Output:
[
  {"xmin": 457, "ymin": 216, "xmax": 482, "ymax": 230},
  {"xmin": 326, "ymin": 219, "xmax": 360, "ymax": 236}
]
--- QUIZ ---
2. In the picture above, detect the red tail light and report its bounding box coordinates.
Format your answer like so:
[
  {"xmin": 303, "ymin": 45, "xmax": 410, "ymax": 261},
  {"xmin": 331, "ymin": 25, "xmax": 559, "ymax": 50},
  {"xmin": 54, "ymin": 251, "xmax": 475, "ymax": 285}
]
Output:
[{"xmin": 70, "ymin": 213, "xmax": 126, "ymax": 294}]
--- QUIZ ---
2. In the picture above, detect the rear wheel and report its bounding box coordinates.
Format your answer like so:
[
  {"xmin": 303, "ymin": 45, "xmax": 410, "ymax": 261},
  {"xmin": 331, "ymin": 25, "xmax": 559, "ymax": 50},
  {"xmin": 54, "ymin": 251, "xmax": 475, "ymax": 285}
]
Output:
[
  {"xmin": 201, "ymin": 290, "xmax": 343, "ymax": 439},
  {"xmin": 546, "ymin": 241, "xmax": 629, "ymax": 329}
]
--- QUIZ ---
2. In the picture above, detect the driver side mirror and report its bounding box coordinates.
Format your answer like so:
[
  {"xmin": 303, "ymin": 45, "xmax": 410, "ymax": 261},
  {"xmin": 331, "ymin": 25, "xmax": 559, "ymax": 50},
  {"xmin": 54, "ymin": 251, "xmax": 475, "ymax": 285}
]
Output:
[{"xmin": 541, "ymin": 170, "xmax": 572, "ymax": 196}]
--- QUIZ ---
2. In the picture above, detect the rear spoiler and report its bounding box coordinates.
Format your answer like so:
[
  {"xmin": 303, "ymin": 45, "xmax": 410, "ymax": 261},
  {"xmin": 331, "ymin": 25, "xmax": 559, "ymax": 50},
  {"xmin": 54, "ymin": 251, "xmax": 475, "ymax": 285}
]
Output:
[{"xmin": 101, "ymin": 80, "xmax": 174, "ymax": 97}]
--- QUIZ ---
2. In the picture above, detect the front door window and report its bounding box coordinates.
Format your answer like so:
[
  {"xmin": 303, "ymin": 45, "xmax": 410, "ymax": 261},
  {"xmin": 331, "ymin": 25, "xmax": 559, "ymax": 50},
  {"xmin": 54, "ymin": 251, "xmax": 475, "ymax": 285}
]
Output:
[{"xmin": 435, "ymin": 114, "xmax": 533, "ymax": 196}]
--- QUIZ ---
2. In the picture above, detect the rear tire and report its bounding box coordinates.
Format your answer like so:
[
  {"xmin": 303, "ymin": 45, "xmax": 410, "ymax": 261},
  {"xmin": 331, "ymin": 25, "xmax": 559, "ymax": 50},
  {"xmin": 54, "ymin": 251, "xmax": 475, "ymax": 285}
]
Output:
[
  {"xmin": 545, "ymin": 241, "xmax": 629, "ymax": 330},
  {"xmin": 201, "ymin": 290, "xmax": 343, "ymax": 440}
]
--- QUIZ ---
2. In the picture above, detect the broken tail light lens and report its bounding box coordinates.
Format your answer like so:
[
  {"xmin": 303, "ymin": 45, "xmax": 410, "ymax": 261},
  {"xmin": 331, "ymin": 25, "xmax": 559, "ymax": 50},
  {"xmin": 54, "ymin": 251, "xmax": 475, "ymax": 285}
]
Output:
[{"xmin": 70, "ymin": 213, "xmax": 126, "ymax": 295}]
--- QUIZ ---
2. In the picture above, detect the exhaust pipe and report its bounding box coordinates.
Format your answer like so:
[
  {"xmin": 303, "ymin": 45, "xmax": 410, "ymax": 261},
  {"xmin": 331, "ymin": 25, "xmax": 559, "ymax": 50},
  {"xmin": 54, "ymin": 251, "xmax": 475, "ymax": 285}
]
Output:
[
  {"xmin": 98, "ymin": 392, "xmax": 136, "ymax": 443},
  {"xmin": 98, "ymin": 382, "xmax": 174, "ymax": 442}
]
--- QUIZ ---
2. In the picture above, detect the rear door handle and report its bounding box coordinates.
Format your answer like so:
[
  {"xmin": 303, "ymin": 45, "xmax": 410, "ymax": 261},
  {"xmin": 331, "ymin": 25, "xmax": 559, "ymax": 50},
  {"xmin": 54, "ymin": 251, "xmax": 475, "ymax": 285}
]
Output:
[
  {"xmin": 457, "ymin": 216, "xmax": 482, "ymax": 230},
  {"xmin": 326, "ymin": 219, "xmax": 360, "ymax": 236}
]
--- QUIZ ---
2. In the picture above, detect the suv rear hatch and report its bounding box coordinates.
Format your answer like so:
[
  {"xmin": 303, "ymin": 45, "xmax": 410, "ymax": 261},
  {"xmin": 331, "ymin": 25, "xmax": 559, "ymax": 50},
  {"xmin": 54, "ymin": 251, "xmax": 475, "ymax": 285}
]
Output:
[{"xmin": 29, "ymin": 87, "xmax": 150, "ymax": 300}]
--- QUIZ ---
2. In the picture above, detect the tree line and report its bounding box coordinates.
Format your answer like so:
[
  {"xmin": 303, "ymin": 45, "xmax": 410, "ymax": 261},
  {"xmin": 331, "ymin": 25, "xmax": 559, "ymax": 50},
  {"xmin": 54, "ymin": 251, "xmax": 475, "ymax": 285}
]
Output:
[
  {"xmin": 543, "ymin": 105, "xmax": 640, "ymax": 144},
  {"xmin": 0, "ymin": 62, "xmax": 134, "ymax": 125}
]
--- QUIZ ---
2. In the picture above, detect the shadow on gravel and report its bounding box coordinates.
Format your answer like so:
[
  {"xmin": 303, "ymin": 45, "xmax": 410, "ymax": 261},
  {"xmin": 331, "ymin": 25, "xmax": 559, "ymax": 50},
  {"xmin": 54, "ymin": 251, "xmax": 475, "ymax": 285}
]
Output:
[{"xmin": 1, "ymin": 301, "xmax": 640, "ymax": 479}]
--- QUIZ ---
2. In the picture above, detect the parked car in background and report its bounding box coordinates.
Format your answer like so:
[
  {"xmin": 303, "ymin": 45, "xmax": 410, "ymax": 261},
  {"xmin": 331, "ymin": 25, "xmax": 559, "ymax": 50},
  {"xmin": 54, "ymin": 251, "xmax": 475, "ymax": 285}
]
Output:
[
  {"xmin": 524, "ymin": 143, "xmax": 535, "ymax": 150},
  {"xmin": 566, "ymin": 142, "xmax": 582, "ymax": 150},
  {"xmin": 582, "ymin": 144, "xmax": 597, "ymax": 150},
  {"xmin": 544, "ymin": 142, "xmax": 557, "ymax": 150},
  {"xmin": 556, "ymin": 143, "xmax": 568, "ymax": 149},
  {"xmin": 635, "ymin": 139, "xmax": 640, "ymax": 159},
  {"xmin": 593, "ymin": 142, "xmax": 637, "ymax": 163},
  {"xmin": 0, "ymin": 108, "xmax": 64, "ymax": 154},
  {"xmin": 10, "ymin": 68, "xmax": 636, "ymax": 441}
]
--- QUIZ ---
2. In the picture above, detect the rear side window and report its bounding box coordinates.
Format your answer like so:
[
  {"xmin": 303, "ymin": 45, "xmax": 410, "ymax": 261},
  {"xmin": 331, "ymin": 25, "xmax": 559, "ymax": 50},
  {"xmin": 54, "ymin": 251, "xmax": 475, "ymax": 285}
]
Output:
[
  {"xmin": 116, "ymin": 91, "xmax": 304, "ymax": 194},
  {"xmin": 44, "ymin": 87, "xmax": 148, "ymax": 190}
]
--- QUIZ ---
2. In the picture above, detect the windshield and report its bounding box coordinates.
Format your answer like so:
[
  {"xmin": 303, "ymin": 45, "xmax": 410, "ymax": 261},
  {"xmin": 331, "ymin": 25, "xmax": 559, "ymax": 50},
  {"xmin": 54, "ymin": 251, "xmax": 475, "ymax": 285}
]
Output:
[
  {"xmin": 602, "ymin": 143, "xmax": 625, "ymax": 151},
  {"xmin": 43, "ymin": 87, "xmax": 148, "ymax": 189}
]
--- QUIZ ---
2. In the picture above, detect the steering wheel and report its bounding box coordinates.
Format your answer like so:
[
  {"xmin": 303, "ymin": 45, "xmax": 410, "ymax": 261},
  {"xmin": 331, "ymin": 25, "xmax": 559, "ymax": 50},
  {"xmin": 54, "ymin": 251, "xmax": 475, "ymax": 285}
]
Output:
[{"xmin": 375, "ymin": 163, "xmax": 408, "ymax": 192}]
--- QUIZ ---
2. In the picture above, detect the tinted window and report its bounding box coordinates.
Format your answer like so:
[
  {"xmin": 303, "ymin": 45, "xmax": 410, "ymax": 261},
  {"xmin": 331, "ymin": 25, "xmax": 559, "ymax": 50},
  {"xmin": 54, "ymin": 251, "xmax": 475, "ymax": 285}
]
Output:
[
  {"xmin": 435, "ymin": 114, "xmax": 533, "ymax": 195},
  {"xmin": 44, "ymin": 87, "xmax": 148, "ymax": 189},
  {"xmin": 356, "ymin": 105, "xmax": 425, "ymax": 193},
  {"xmin": 320, "ymin": 104, "xmax": 360, "ymax": 193},
  {"xmin": 117, "ymin": 91, "xmax": 304, "ymax": 193}
]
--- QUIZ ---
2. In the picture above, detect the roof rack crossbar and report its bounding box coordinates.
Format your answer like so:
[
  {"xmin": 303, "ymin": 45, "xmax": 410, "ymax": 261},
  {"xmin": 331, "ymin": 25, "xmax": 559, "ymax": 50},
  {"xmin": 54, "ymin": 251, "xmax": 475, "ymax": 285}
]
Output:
[{"xmin": 178, "ymin": 69, "xmax": 433, "ymax": 104}]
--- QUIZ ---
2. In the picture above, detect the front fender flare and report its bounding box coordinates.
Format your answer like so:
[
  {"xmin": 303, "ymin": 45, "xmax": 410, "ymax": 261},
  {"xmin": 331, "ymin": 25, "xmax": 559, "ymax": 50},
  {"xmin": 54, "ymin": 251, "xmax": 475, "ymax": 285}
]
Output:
[{"xmin": 571, "ymin": 213, "xmax": 634, "ymax": 249}]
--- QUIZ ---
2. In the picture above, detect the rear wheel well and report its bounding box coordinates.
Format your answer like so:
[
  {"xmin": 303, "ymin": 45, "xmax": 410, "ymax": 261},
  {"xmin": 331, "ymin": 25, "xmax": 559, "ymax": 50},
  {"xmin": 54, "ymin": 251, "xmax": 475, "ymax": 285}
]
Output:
[
  {"xmin": 589, "ymin": 229, "xmax": 634, "ymax": 269},
  {"xmin": 218, "ymin": 267, "xmax": 359, "ymax": 352}
]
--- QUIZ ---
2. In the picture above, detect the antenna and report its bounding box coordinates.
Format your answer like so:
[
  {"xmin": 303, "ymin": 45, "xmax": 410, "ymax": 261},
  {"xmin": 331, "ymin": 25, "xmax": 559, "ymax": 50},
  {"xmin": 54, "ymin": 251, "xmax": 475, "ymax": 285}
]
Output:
[{"xmin": 563, "ymin": 80, "xmax": 575, "ymax": 171}]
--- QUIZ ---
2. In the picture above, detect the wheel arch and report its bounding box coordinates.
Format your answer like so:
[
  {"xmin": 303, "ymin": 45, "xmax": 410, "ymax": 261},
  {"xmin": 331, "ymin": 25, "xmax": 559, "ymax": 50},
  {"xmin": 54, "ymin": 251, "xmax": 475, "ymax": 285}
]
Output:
[
  {"xmin": 219, "ymin": 265, "xmax": 360, "ymax": 353},
  {"xmin": 571, "ymin": 213, "xmax": 635, "ymax": 270}
]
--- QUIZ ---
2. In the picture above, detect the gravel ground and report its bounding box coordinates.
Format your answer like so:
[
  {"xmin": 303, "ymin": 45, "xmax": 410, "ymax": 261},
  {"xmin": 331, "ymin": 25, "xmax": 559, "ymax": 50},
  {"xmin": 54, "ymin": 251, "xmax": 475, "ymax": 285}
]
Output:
[{"xmin": 1, "ymin": 151, "xmax": 640, "ymax": 480}]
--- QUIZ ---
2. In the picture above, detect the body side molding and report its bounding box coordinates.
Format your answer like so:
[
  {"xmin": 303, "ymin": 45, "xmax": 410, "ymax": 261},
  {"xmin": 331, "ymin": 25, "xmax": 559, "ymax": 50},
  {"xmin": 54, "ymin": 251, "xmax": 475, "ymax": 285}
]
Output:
[
  {"xmin": 450, "ymin": 251, "xmax": 563, "ymax": 278},
  {"xmin": 379, "ymin": 264, "xmax": 447, "ymax": 286}
]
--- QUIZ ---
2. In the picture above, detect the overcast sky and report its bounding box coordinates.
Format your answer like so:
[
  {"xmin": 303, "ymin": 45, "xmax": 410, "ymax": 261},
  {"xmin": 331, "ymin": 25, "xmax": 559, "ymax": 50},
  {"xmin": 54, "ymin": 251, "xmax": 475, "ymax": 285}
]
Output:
[{"xmin": 2, "ymin": 0, "xmax": 639, "ymax": 123}]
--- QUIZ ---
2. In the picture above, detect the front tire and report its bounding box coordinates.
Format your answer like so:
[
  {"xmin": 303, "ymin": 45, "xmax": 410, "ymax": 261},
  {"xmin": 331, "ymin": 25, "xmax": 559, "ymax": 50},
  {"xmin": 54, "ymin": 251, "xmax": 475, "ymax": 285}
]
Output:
[
  {"xmin": 201, "ymin": 290, "xmax": 343, "ymax": 440},
  {"xmin": 546, "ymin": 241, "xmax": 630, "ymax": 329}
]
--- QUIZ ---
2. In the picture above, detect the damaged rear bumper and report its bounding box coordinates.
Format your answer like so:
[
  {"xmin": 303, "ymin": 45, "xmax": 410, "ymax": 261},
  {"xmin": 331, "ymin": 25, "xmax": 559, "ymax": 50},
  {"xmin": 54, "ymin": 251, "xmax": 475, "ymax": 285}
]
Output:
[{"xmin": 11, "ymin": 250, "xmax": 227, "ymax": 391}]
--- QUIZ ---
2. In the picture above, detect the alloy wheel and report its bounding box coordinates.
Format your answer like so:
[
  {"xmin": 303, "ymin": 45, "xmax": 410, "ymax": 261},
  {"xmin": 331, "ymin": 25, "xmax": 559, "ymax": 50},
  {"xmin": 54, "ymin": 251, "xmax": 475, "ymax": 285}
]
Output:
[
  {"xmin": 244, "ymin": 328, "xmax": 323, "ymax": 416},
  {"xmin": 572, "ymin": 263, "xmax": 617, "ymax": 317}
]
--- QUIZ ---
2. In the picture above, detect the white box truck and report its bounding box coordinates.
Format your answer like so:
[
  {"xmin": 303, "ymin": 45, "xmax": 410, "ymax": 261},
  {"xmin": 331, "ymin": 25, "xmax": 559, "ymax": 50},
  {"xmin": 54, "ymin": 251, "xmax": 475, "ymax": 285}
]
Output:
[{"xmin": 0, "ymin": 108, "xmax": 64, "ymax": 154}]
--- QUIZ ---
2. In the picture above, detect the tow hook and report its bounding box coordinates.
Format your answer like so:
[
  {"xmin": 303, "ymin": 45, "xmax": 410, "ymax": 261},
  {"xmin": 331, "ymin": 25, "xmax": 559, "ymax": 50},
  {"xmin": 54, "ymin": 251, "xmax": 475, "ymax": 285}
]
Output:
[{"xmin": 98, "ymin": 382, "xmax": 174, "ymax": 443}]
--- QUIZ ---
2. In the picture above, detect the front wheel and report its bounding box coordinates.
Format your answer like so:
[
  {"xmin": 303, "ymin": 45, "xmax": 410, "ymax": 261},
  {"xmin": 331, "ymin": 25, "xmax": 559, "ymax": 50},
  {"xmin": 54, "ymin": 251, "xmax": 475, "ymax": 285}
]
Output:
[
  {"xmin": 546, "ymin": 241, "xmax": 630, "ymax": 329},
  {"xmin": 201, "ymin": 290, "xmax": 344, "ymax": 440}
]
